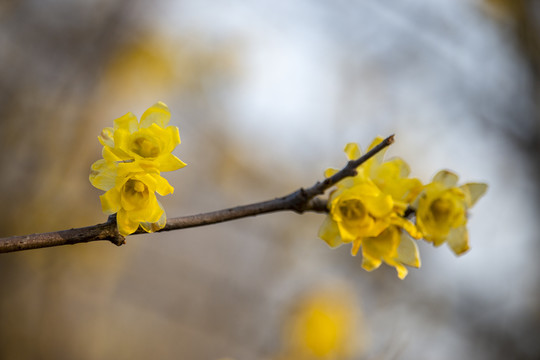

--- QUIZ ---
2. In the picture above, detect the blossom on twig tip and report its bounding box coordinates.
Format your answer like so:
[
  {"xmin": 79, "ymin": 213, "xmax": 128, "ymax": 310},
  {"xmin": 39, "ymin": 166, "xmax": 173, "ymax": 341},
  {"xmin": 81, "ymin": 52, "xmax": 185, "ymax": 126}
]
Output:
[
  {"xmin": 319, "ymin": 137, "xmax": 422, "ymax": 279},
  {"xmin": 318, "ymin": 137, "xmax": 487, "ymax": 279}
]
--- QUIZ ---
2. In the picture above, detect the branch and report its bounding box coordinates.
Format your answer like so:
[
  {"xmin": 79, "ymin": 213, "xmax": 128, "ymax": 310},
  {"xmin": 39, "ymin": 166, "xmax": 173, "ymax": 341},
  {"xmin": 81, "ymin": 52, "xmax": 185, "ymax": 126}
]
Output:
[{"xmin": 0, "ymin": 135, "xmax": 394, "ymax": 254}]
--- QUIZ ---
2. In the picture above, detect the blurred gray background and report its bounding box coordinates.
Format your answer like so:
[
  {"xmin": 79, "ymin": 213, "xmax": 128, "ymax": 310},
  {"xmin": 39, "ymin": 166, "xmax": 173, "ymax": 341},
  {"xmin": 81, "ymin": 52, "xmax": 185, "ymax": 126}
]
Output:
[{"xmin": 0, "ymin": 0, "xmax": 539, "ymax": 359}]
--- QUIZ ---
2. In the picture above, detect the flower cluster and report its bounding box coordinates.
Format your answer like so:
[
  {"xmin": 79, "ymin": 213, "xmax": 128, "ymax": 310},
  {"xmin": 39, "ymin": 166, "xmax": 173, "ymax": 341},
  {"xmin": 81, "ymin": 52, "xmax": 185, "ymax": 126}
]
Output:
[
  {"xmin": 319, "ymin": 137, "xmax": 487, "ymax": 279},
  {"xmin": 90, "ymin": 102, "xmax": 186, "ymax": 236}
]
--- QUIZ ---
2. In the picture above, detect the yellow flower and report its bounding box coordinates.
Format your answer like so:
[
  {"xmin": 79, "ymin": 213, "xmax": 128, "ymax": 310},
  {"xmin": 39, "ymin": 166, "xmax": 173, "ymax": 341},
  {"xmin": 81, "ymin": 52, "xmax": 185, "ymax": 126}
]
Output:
[
  {"xmin": 344, "ymin": 137, "xmax": 423, "ymax": 211},
  {"xmin": 90, "ymin": 160, "xmax": 173, "ymax": 236},
  {"xmin": 90, "ymin": 102, "xmax": 184, "ymax": 236},
  {"xmin": 318, "ymin": 182, "xmax": 421, "ymax": 277},
  {"xmin": 319, "ymin": 138, "xmax": 423, "ymax": 278},
  {"xmin": 352, "ymin": 225, "xmax": 421, "ymax": 279},
  {"xmin": 415, "ymin": 170, "xmax": 487, "ymax": 254},
  {"xmin": 318, "ymin": 176, "xmax": 395, "ymax": 248},
  {"xmin": 100, "ymin": 101, "xmax": 186, "ymax": 172}
]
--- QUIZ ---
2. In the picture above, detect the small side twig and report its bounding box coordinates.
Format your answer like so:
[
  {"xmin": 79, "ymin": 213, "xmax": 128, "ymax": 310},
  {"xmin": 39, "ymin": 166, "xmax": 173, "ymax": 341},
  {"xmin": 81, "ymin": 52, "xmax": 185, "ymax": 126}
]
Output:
[{"xmin": 0, "ymin": 135, "xmax": 394, "ymax": 254}]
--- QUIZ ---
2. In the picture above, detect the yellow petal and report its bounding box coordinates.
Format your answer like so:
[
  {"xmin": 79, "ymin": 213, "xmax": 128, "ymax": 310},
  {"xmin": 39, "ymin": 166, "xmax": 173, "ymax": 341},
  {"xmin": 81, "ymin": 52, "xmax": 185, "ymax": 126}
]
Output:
[
  {"xmin": 344, "ymin": 143, "xmax": 361, "ymax": 160},
  {"xmin": 152, "ymin": 173, "xmax": 174, "ymax": 196},
  {"xmin": 164, "ymin": 125, "xmax": 181, "ymax": 151},
  {"xmin": 113, "ymin": 129, "xmax": 132, "ymax": 157},
  {"xmin": 391, "ymin": 216, "xmax": 422, "ymax": 239},
  {"xmin": 318, "ymin": 216, "xmax": 343, "ymax": 248},
  {"xmin": 119, "ymin": 160, "xmax": 150, "ymax": 176},
  {"xmin": 89, "ymin": 159, "xmax": 117, "ymax": 191},
  {"xmin": 100, "ymin": 189, "xmax": 121, "ymax": 214},
  {"xmin": 369, "ymin": 218, "xmax": 390, "ymax": 237},
  {"xmin": 146, "ymin": 197, "xmax": 165, "ymax": 223},
  {"xmin": 113, "ymin": 112, "xmax": 139, "ymax": 133},
  {"xmin": 430, "ymin": 234, "xmax": 448, "ymax": 247},
  {"xmin": 367, "ymin": 136, "xmax": 384, "ymax": 150},
  {"xmin": 126, "ymin": 193, "xmax": 164, "ymax": 223},
  {"xmin": 351, "ymin": 239, "xmax": 361, "ymax": 256},
  {"xmin": 446, "ymin": 226, "xmax": 469, "ymax": 255},
  {"xmin": 140, "ymin": 101, "xmax": 170, "ymax": 128},
  {"xmin": 157, "ymin": 153, "xmax": 186, "ymax": 172},
  {"xmin": 366, "ymin": 136, "xmax": 388, "ymax": 165},
  {"xmin": 324, "ymin": 168, "xmax": 339, "ymax": 178},
  {"xmin": 386, "ymin": 157, "xmax": 411, "ymax": 178},
  {"xmin": 98, "ymin": 127, "xmax": 115, "ymax": 147},
  {"xmin": 140, "ymin": 202, "xmax": 167, "ymax": 232},
  {"xmin": 338, "ymin": 215, "xmax": 375, "ymax": 242},
  {"xmin": 363, "ymin": 193, "xmax": 393, "ymax": 218},
  {"xmin": 347, "ymin": 181, "xmax": 380, "ymax": 197},
  {"xmin": 397, "ymin": 177, "xmax": 423, "ymax": 203},
  {"xmin": 461, "ymin": 183, "xmax": 488, "ymax": 207},
  {"xmin": 335, "ymin": 177, "xmax": 356, "ymax": 190},
  {"xmin": 102, "ymin": 144, "xmax": 125, "ymax": 162},
  {"xmin": 361, "ymin": 253, "xmax": 382, "ymax": 272},
  {"xmin": 433, "ymin": 170, "xmax": 458, "ymax": 188},
  {"xmin": 395, "ymin": 264, "xmax": 408, "ymax": 279},
  {"xmin": 362, "ymin": 227, "xmax": 400, "ymax": 260},
  {"xmin": 155, "ymin": 201, "xmax": 167, "ymax": 227},
  {"xmin": 140, "ymin": 221, "xmax": 161, "ymax": 233},
  {"xmin": 395, "ymin": 234, "xmax": 421, "ymax": 268},
  {"xmin": 116, "ymin": 209, "xmax": 140, "ymax": 236},
  {"xmin": 136, "ymin": 172, "xmax": 158, "ymax": 192},
  {"xmin": 386, "ymin": 260, "xmax": 408, "ymax": 279}
]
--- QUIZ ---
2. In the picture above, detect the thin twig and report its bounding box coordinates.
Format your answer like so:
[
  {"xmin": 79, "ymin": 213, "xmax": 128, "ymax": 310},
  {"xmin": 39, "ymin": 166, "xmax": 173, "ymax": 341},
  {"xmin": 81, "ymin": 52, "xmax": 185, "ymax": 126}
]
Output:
[{"xmin": 0, "ymin": 135, "xmax": 394, "ymax": 253}]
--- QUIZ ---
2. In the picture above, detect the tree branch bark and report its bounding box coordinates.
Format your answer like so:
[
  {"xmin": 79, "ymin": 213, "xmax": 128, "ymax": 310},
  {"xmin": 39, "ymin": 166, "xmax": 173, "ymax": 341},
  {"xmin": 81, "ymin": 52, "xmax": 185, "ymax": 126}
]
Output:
[{"xmin": 0, "ymin": 135, "xmax": 394, "ymax": 254}]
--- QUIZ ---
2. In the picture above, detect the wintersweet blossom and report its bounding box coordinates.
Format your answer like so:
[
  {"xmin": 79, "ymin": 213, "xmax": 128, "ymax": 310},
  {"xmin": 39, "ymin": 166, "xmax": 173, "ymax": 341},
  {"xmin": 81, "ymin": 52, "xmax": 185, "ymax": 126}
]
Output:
[
  {"xmin": 90, "ymin": 102, "xmax": 184, "ymax": 236},
  {"xmin": 318, "ymin": 176, "xmax": 396, "ymax": 248},
  {"xmin": 99, "ymin": 101, "xmax": 186, "ymax": 172},
  {"xmin": 415, "ymin": 170, "xmax": 487, "ymax": 254},
  {"xmin": 345, "ymin": 137, "xmax": 423, "ymax": 211},
  {"xmin": 319, "ymin": 139, "xmax": 422, "ymax": 278},
  {"xmin": 90, "ymin": 160, "xmax": 173, "ymax": 236}
]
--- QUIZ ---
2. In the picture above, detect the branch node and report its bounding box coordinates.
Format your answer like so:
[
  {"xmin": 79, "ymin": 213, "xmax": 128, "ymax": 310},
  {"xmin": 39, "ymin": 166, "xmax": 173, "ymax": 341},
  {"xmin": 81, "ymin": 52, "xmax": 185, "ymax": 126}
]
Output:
[
  {"xmin": 345, "ymin": 168, "xmax": 358, "ymax": 177},
  {"xmin": 307, "ymin": 197, "xmax": 329, "ymax": 213},
  {"xmin": 106, "ymin": 213, "xmax": 125, "ymax": 246},
  {"xmin": 110, "ymin": 235, "xmax": 126, "ymax": 247},
  {"xmin": 289, "ymin": 188, "xmax": 309, "ymax": 213}
]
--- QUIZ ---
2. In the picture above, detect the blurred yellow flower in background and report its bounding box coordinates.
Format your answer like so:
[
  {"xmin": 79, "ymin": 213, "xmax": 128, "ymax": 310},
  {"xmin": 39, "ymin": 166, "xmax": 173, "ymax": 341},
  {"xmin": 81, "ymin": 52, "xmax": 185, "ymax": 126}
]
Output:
[
  {"xmin": 276, "ymin": 286, "xmax": 364, "ymax": 360},
  {"xmin": 415, "ymin": 170, "xmax": 487, "ymax": 255}
]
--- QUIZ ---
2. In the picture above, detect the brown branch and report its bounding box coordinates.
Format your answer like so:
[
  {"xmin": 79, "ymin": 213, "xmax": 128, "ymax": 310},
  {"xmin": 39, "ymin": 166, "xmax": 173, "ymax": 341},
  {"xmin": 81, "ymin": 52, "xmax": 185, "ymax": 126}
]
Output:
[
  {"xmin": 0, "ymin": 216, "xmax": 126, "ymax": 253},
  {"xmin": 0, "ymin": 135, "xmax": 394, "ymax": 254}
]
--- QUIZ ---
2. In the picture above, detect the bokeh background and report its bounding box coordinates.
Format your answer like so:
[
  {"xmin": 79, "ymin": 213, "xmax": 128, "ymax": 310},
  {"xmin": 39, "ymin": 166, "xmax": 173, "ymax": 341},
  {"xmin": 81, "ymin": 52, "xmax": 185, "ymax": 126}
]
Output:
[{"xmin": 1, "ymin": 0, "xmax": 539, "ymax": 359}]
